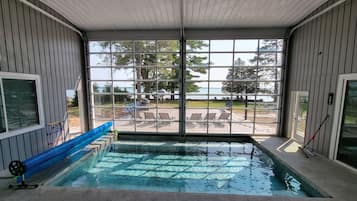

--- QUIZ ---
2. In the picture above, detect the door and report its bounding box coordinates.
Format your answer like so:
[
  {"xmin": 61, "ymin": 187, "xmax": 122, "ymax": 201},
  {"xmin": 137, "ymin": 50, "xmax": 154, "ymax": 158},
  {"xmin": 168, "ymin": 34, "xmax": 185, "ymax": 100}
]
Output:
[
  {"xmin": 330, "ymin": 74, "xmax": 357, "ymax": 170},
  {"xmin": 289, "ymin": 91, "xmax": 309, "ymax": 144},
  {"xmin": 66, "ymin": 89, "xmax": 81, "ymax": 134}
]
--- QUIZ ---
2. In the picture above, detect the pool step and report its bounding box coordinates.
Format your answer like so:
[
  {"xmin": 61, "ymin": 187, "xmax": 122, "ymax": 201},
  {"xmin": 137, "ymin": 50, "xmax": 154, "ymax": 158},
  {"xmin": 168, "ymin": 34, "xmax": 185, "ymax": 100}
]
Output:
[{"xmin": 86, "ymin": 132, "xmax": 115, "ymax": 152}]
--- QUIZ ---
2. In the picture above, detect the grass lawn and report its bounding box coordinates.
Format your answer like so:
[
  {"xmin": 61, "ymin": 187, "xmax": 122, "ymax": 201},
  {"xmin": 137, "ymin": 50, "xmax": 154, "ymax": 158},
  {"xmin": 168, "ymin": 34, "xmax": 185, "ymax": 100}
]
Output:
[
  {"xmin": 187, "ymin": 100, "xmax": 252, "ymax": 109},
  {"xmin": 68, "ymin": 106, "xmax": 79, "ymax": 116},
  {"xmin": 100, "ymin": 100, "xmax": 254, "ymax": 110}
]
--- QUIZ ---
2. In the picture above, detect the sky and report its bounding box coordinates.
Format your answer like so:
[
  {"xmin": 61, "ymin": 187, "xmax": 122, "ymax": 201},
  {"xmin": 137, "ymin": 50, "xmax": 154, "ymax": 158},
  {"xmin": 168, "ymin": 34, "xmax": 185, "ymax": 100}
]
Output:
[{"xmin": 89, "ymin": 39, "xmax": 283, "ymax": 89}]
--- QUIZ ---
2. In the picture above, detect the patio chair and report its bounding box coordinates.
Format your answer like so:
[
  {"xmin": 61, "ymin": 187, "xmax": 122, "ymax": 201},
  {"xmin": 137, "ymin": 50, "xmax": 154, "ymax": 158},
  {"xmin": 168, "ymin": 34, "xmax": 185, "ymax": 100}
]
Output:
[
  {"xmin": 130, "ymin": 112, "xmax": 142, "ymax": 119},
  {"xmin": 218, "ymin": 112, "xmax": 230, "ymax": 120},
  {"xmin": 129, "ymin": 112, "xmax": 143, "ymax": 124},
  {"xmin": 137, "ymin": 112, "xmax": 156, "ymax": 127},
  {"xmin": 189, "ymin": 113, "xmax": 202, "ymax": 120},
  {"xmin": 186, "ymin": 113, "xmax": 202, "ymax": 127},
  {"xmin": 158, "ymin": 113, "xmax": 174, "ymax": 126},
  {"xmin": 204, "ymin": 113, "xmax": 216, "ymax": 120},
  {"xmin": 201, "ymin": 113, "xmax": 216, "ymax": 127},
  {"xmin": 144, "ymin": 112, "xmax": 156, "ymax": 120},
  {"xmin": 214, "ymin": 112, "xmax": 230, "ymax": 127}
]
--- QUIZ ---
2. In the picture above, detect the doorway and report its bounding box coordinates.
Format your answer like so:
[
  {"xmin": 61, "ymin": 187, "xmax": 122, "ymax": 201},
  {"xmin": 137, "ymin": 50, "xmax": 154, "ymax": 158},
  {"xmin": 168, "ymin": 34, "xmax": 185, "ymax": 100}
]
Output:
[
  {"xmin": 66, "ymin": 89, "xmax": 81, "ymax": 134},
  {"xmin": 330, "ymin": 74, "xmax": 357, "ymax": 170},
  {"xmin": 289, "ymin": 91, "xmax": 309, "ymax": 144}
]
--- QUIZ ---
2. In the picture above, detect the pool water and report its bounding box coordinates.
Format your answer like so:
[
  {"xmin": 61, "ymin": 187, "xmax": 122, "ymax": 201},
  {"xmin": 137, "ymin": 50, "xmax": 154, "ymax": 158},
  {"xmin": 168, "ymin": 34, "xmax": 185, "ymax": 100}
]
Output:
[{"xmin": 49, "ymin": 141, "xmax": 315, "ymax": 197}]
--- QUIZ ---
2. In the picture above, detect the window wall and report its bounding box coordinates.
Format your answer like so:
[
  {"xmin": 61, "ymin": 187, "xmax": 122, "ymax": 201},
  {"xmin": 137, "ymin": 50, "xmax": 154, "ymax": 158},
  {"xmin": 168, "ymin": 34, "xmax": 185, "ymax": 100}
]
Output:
[
  {"xmin": 89, "ymin": 40, "xmax": 180, "ymax": 133},
  {"xmin": 186, "ymin": 39, "xmax": 283, "ymax": 135},
  {"xmin": 89, "ymin": 39, "xmax": 283, "ymax": 135}
]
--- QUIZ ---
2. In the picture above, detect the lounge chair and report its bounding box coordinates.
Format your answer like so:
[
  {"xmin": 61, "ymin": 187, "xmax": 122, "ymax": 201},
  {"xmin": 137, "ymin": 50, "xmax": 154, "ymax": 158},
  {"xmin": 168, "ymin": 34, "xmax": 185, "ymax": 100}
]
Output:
[
  {"xmin": 159, "ymin": 113, "xmax": 174, "ymax": 120},
  {"xmin": 204, "ymin": 113, "xmax": 216, "ymax": 120},
  {"xmin": 189, "ymin": 113, "xmax": 202, "ymax": 121},
  {"xmin": 129, "ymin": 112, "xmax": 143, "ymax": 124},
  {"xmin": 215, "ymin": 112, "xmax": 230, "ymax": 127},
  {"xmin": 137, "ymin": 112, "xmax": 156, "ymax": 127},
  {"xmin": 144, "ymin": 112, "xmax": 156, "ymax": 120},
  {"xmin": 158, "ymin": 113, "xmax": 174, "ymax": 126},
  {"xmin": 186, "ymin": 113, "xmax": 202, "ymax": 127},
  {"xmin": 201, "ymin": 113, "xmax": 216, "ymax": 127},
  {"xmin": 133, "ymin": 112, "xmax": 143, "ymax": 119},
  {"xmin": 218, "ymin": 112, "xmax": 230, "ymax": 120}
]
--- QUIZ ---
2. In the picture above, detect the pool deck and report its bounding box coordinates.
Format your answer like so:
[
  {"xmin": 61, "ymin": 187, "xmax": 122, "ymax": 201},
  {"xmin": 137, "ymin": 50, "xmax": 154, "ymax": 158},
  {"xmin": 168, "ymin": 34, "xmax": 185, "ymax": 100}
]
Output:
[{"xmin": 0, "ymin": 137, "xmax": 356, "ymax": 201}]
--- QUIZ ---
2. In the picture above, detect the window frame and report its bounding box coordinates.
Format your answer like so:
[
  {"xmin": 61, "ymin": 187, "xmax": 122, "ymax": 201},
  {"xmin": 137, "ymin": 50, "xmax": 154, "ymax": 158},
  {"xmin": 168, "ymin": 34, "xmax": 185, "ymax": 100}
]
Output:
[
  {"xmin": 88, "ymin": 40, "xmax": 181, "ymax": 133},
  {"xmin": 0, "ymin": 72, "xmax": 45, "ymax": 140},
  {"xmin": 185, "ymin": 39, "xmax": 283, "ymax": 135},
  {"xmin": 88, "ymin": 39, "xmax": 284, "ymax": 136}
]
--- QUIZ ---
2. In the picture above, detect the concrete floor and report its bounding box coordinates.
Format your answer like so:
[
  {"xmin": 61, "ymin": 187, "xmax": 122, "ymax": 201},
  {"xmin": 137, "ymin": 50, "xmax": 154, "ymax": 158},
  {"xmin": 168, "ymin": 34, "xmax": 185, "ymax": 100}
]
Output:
[
  {"xmin": 253, "ymin": 137, "xmax": 357, "ymax": 201},
  {"xmin": 0, "ymin": 137, "xmax": 356, "ymax": 201}
]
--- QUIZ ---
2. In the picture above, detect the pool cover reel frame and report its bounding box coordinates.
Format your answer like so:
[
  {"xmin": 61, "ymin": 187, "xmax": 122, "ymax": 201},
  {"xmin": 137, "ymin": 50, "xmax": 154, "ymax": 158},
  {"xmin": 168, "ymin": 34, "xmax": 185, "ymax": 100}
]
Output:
[{"xmin": 8, "ymin": 122, "xmax": 112, "ymax": 190}]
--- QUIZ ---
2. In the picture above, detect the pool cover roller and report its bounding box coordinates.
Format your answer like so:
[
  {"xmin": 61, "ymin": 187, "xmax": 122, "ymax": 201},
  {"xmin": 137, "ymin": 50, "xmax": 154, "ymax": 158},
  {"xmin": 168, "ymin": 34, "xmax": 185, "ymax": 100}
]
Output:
[{"xmin": 9, "ymin": 122, "xmax": 112, "ymax": 183}]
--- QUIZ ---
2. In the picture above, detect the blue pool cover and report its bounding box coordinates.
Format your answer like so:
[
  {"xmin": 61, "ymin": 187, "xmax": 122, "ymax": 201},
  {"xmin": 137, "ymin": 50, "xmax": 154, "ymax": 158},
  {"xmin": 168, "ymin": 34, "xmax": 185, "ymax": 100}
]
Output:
[{"xmin": 15, "ymin": 122, "xmax": 112, "ymax": 183}]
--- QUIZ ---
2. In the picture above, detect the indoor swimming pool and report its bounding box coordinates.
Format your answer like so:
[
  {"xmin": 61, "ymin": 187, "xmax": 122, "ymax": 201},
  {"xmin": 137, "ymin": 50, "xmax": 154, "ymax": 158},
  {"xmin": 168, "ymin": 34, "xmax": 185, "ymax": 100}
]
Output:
[{"xmin": 48, "ymin": 141, "xmax": 322, "ymax": 197}]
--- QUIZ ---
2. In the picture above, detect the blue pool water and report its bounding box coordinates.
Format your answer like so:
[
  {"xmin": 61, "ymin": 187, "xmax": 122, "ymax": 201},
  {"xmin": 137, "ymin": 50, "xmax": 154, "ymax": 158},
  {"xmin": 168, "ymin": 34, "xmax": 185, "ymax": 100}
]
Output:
[{"xmin": 49, "ymin": 141, "xmax": 317, "ymax": 197}]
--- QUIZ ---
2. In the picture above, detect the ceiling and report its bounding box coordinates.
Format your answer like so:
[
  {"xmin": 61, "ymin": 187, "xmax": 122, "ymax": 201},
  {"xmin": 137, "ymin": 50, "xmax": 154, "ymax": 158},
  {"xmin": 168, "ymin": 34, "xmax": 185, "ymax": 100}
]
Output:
[{"xmin": 40, "ymin": 0, "xmax": 328, "ymax": 31}]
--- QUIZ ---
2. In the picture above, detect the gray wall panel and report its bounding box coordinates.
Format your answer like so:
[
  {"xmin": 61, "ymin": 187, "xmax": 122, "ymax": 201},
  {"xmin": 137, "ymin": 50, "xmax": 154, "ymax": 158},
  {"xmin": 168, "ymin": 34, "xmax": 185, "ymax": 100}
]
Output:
[
  {"xmin": 17, "ymin": 1, "xmax": 29, "ymax": 74},
  {"xmin": 0, "ymin": 0, "xmax": 83, "ymax": 170},
  {"xmin": 0, "ymin": 142, "xmax": 3, "ymax": 169},
  {"xmin": 1, "ymin": 139, "xmax": 11, "ymax": 169},
  {"xmin": 23, "ymin": 133, "xmax": 32, "ymax": 159},
  {"xmin": 8, "ymin": 137, "xmax": 19, "ymax": 161},
  {"xmin": 318, "ymin": 9, "xmax": 333, "ymax": 154},
  {"xmin": 16, "ymin": 135, "xmax": 26, "ymax": 161},
  {"xmin": 0, "ymin": 0, "xmax": 7, "ymax": 71},
  {"xmin": 9, "ymin": 0, "xmax": 22, "ymax": 73},
  {"xmin": 2, "ymin": 0, "xmax": 14, "ymax": 71},
  {"xmin": 285, "ymin": 0, "xmax": 357, "ymax": 156},
  {"xmin": 29, "ymin": 131, "xmax": 38, "ymax": 156}
]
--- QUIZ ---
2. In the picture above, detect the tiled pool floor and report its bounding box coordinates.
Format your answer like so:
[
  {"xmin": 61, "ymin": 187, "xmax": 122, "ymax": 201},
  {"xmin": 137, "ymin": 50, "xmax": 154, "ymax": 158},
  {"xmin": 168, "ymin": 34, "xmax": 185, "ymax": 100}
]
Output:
[
  {"xmin": 1, "ymin": 137, "xmax": 356, "ymax": 201},
  {"xmin": 48, "ymin": 141, "xmax": 310, "ymax": 197}
]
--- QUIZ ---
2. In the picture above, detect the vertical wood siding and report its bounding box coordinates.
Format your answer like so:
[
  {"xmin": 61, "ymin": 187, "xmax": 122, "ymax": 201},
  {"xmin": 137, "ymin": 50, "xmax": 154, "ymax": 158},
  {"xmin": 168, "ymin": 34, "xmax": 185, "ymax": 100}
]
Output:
[
  {"xmin": 0, "ymin": 0, "xmax": 83, "ymax": 170},
  {"xmin": 285, "ymin": 0, "xmax": 357, "ymax": 156}
]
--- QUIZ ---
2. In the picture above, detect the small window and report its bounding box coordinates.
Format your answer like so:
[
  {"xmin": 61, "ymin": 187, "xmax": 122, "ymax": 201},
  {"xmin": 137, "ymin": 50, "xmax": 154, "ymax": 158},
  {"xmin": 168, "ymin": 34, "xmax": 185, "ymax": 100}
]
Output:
[
  {"xmin": 0, "ymin": 72, "xmax": 44, "ymax": 139},
  {"xmin": 0, "ymin": 86, "xmax": 6, "ymax": 133}
]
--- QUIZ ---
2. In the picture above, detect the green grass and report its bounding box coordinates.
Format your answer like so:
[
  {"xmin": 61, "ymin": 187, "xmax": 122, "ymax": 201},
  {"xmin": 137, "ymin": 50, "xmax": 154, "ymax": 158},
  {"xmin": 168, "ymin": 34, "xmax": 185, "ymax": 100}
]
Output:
[
  {"xmin": 186, "ymin": 101, "xmax": 250, "ymax": 109},
  {"xmin": 97, "ymin": 100, "xmax": 261, "ymax": 110},
  {"xmin": 68, "ymin": 106, "xmax": 79, "ymax": 116}
]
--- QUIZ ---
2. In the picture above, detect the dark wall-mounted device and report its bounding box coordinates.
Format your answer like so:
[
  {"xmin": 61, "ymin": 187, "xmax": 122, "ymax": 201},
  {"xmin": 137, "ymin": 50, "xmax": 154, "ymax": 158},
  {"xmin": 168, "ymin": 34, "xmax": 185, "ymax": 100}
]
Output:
[{"xmin": 328, "ymin": 93, "xmax": 334, "ymax": 105}]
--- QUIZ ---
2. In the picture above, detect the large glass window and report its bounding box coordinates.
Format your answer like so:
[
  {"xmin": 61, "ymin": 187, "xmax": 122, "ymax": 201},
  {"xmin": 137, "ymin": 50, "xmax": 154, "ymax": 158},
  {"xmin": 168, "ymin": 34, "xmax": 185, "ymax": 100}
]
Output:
[
  {"xmin": 89, "ymin": 40, "xmax": 180, "ymax": 133},
  {"xmin": 89, "ymin": 39, "xmax": 283, "ymax": 135},
  {"xmin": 0, "ymin": 73, "xmax": 44, "ymax": 138},
  {"xmin": 186, "ymin": 39, "xmax": 283, "ymax": 135}
]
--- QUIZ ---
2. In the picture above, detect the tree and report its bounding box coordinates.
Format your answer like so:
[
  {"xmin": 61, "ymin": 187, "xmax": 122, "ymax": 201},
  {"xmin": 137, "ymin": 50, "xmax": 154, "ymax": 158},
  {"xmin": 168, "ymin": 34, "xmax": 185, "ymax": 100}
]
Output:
[
  {"xmin": 222, "ymin": 58, "xmax": 256, "ymax": 120},
  {"xmin": 97, "ymin": 40, "xmax": 208, "ymax": 101},
  {"xmin": 185, "ymin": 40, "xmax": 209, "ymax": 93},
  {"xmin": 222, "ymin": 58, "xmax": 257, "ymax": 99},
  {"xmin": 72, "ymin": 91, "xmax": 79, "ymax": 107},
  {"xmin": 221, "ymin": 39, "xmax": 281, "ymax": 119},
  {"xmin": 253, "ymin": 39, "xmax": 281, "ymax": 102}
]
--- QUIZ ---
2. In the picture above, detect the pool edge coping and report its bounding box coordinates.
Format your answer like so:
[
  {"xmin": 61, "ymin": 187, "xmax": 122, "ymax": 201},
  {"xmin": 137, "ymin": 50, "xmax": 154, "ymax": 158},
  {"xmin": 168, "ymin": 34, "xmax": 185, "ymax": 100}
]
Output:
[{"xmin": 251, "ymin": 137, "xmax": 332, "ymax": 198}]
